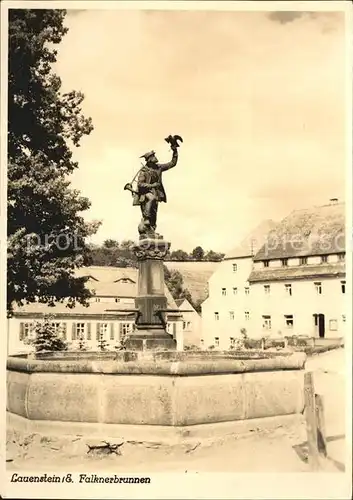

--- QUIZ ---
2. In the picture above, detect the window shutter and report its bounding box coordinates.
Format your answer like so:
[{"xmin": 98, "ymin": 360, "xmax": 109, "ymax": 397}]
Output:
[
  {"xmin": 110, "ymin": 323, "xmax": 115, "ymax": 340},
  {"xmin": 62, "ymin": 323, "xmax": 67, "ymax": 340},
  {"xmin": 96, "ymin": 323, "xmax": 100, "ymax": 340},
  {"xmin": 87, "ymin": 323, "xmax": 91, "ymax": 340},
  {"xmin": 72, "ymin": 323, "xmax": 76, "ymax": 341},
  {"xmin": 119, "ymin": 323, "xmax": 123, "ymax": 337},
  {"xmin": 19, "ymin": 322, "xmax": 24, "ymax": 341}
]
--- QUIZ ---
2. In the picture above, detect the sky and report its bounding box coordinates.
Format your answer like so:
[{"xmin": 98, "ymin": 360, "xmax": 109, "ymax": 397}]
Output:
[{"xmin": 54, "ymin": 7, "xmax": 347, "ymax": 253}]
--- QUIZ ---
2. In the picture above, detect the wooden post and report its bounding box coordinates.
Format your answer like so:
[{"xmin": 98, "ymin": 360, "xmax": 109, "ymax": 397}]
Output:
[
  {"xmin": 304, "ymin": 372, "xmax": 320, "ymax": 470},
  {"xmin": 315, "ymin": 394, "xmax": 327, "ymax": 457}
]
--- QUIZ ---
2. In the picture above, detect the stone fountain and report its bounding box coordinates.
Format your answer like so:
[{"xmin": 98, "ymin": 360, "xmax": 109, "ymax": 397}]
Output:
[{"xmin": 6, "ymin": 135, "xmax": 307, "ymax": 445}]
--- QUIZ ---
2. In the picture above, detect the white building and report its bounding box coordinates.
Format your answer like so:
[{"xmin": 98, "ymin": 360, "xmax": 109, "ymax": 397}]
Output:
[
  {"xmin": 175, "ymin": 298, "xmax": 202, "ymax": 348},
  {"xmin": 201, "ymin": 220, "xmax": 276, "ymax": 349},
  {"xmin": 7, "ymin": 266, "xmax": 184, "ymax": 355},
  {"xmin": 201, "ymin": 202, "xmax": 346, "ymax": 349}
]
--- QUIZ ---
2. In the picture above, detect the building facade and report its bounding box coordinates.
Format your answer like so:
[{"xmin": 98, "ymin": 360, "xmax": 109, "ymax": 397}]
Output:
[
  {"xmin": 201, "ymin": 220, "xmax": 276, "ymax": 349},
  {"xmin": 7, "ymin": 266, "xmax": 184, "ymax": 355},
  {"xmin": 201, "ymin": 202, "xmax": 347, "ymax": 349},
  {"xmin": 175, "ymin": 298, "xmax": 202, "ymax": 348}
]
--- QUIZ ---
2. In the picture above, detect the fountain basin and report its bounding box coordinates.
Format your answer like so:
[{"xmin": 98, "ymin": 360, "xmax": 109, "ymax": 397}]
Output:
[{"xmin": 7, "ymin": 351, "xmax": 306, "ymax": 441}]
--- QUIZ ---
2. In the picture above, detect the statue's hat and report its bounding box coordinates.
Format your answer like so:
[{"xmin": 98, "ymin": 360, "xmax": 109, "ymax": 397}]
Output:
[{"xmin": 140, "ymin": 150, "xmax": 155, "ymax": 161}]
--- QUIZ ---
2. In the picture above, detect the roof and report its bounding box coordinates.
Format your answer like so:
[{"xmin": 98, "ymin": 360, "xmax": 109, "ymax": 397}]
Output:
[
  {"xmin": 224, "ymin": 220, "xmax": 277, "ymax": 259},
  {"xmin": 76, "ymin": 266, "xmax": 138, "ymax": 297},
  {"xmin": 253, "ymin": 202, "xmax": 345, "ymax": 261},
  {"xmin": 13, "ymin": 266, "xmax": 179, "ymax": 315},
  {"xmin": 248, "ymin": 262, "xmax": 345, "ymax": 283}
]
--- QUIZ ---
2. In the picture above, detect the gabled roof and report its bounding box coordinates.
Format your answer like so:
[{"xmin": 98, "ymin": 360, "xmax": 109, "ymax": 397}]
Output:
[
  {"xmin": 224, "ymin": 220, "xmax": 277, "ymax": 259},
  {"xmin": 253, "ymin": 202, "xmax": 345, "ymax": 261}
]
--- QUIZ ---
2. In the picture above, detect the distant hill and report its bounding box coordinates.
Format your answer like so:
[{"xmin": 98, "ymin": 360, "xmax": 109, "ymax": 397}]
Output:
[{"xmin": 164, "ymin": 261, "xmax": 219, "ymax": 304}]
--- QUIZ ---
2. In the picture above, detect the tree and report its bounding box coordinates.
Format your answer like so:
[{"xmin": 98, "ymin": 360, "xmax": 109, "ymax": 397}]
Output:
[
  {"xmin": 28, "ymin": 315, "xmax": 68, "ymax": 353},
  {"xmin": 103, "ymin": 239, "xmax": 119, "ymax": 249},
  {"xmin": 191, "ymin": 246, "xmax": 205, "ymax": 261},
  {"xmin": 204, "ymin": 250, "xmax": 225, "ymax": 261},
  {"xmin": 7, "ymin": 9, "xmax": 100, "ymax": 314},
  {"xmin": 169, "ymin": 249, "xmax": 189, "ymax": 261}
]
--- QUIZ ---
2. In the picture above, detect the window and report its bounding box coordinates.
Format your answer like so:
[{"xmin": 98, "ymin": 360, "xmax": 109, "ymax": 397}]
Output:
[
  {"xmin": 200, "ymin": 339, "xmax": 204, "ymax": 347},
  {"xmin": 19, "ymin": 322, "xmax": 33, "ymax": 341},
  {"xmin": 233, "ymin": 287, "xmax": 238, "ymax": 295},
  {"xmin": 263, "ymin": 260, "xmax": 269, "ymax": 268},
  {"xmin": 284, "ymin": 315, "xmax": 294, "ymax": 328},
  {"xmin": 230, "ymin": 337, "xmax": 235, "ymax": 347},
  {"xmin": 285, "ymin": 284, "xmax": 292, "ymax": 296},
  {"xmin": 183, "ymin": 321, "xmax": 186, "ymax": 330},
  {"xmin": 341, "ymin": 281, "xmax": 346, "ymax": 294},
  {"xmin": 95, "ymin": 297, "xmax": 101, "ymax": 302},
  {"xmin": 120, "ymin": 323, "xmax": 133, "ymax": 336},
  {"xmin": 50, "ymin": 322, "xmax": 67, "ymax": 339},
  {"xmin": 314, "ymin": 282, "xmax": 322, "ymax": 295},
  {"xmin": 329, "ymin": 319, "xmax": 338, "ymax": 331},
  {"xmin": 342, "ymin": 315, "xmax": 346, "ymax": 323},
  {"xmin": 264, "ymin": 285, "xmax": 271, "ymax": 295},
  {"xmin": 232, "ymin": 263, "xmax": 237, "ymax": 272},
  {"xmin": 74, "ymin": 323, "xmax": 86, "ymax": 341},
  {"xmin": 110, "ymin": 324, "xmax": 115, "ymax": 340},
  {"xmin": 262, "ymin": 315, "xmax": 271, "ymax": 330},
  {"xmin": 321, "ymin": 255, "xmax": 328, "ymax": 263},
  {"xmin": 245, "ymin": 311, "xmax": 250, "ymax": 321},
  {"xmin": 300, "ymin": 257, "xmax": 308, "ymax": 265},
  {"xmin": 281, "ymin": 258, "xmax": 288, "ymax": 267},
  {"xmin": 221, "ymin": 287, "xmax": 227, "ymax": 296},
  {"xmin": 244, "ymin": 287, "xmax": 250, "ymax": 295},
  {"xmin": 229, "ymin": 311, "xmax": 235, "ymax": 320},
  {"xmin": 51, "ymin": 322, "xmax": 61, "ymax": 333},
  {"xmin": 214, "ymin": 337, "xmax": 220, "ymax": 347},
  {"xmin": 100, "ymin": 323, "xmax": 108, "ymax": 335},
  {"xmin": 214, "ymin": 312, "xmax": 219, "ymax": 321},
  {"xmin": 338, "ymin": 253, "xmax": 345, "ymax": 262},
  {"xmin": 115, "ymin": 298, "xmax": 120, "ymax": 303}
]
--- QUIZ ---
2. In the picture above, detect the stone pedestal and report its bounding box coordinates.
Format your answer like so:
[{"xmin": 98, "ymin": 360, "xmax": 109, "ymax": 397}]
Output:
[{"xmin": 126, "ymin": 236, "xmax": 177, "ymax": 351}]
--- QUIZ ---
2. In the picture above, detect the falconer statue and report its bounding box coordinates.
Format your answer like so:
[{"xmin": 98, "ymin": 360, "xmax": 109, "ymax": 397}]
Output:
[{"xmin": 124, "ymin": 135, "xmax": 183, "ymax": 238}]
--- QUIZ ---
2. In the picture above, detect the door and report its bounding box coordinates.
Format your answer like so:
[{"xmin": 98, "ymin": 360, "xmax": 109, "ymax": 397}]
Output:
[{"xmin": 318, "ymin": 314, "xmax": 325, "ymax": 338}]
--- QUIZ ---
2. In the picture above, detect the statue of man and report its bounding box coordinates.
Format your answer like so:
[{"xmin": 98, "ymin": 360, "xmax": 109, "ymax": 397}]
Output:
[{"xmin": 133, "ymin": 145, "xmax": 179, "ymax": 237}]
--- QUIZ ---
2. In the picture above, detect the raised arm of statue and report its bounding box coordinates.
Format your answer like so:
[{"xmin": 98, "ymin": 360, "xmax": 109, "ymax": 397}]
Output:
[{"xmin": 158, "ymin": 148, "xmax": 178, "ymax": 172}]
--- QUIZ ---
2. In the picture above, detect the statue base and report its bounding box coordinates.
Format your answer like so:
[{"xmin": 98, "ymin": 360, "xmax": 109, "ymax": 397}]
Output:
[
  {"xmin": 125, "ymin": 332, "xmax": 176, "ymax": 351},
  {"xmin": 129, "ymin": 235, "xmax": 177, "ymax": 351}
]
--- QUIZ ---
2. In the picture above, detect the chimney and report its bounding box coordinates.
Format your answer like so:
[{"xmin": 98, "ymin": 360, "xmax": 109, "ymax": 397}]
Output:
[{"xmin": 329, "ymin": 198, "xmax": 339, "ymax": 205}]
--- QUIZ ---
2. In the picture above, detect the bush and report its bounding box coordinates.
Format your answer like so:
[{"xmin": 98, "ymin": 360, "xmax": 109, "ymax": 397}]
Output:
[
  {"xmin": 184, "ymin": 344, "xmax": 201, "ymax": 351},
  {"xmin": 28, "ymin": 316, "xmax": 68, "ymax": 353},
  {"xmin": 97, "ymin": 332, "xmax": 109, "ymax": 351},
  {"xmin": 244, "ymin": 338, "xmax": 263, "ymax": 350}
]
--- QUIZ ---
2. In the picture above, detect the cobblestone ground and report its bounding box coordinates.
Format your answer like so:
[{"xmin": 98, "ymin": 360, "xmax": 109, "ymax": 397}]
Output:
[{"xmin": 6, "ymin": 348, "xmax": 346, "ymax": 473}]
